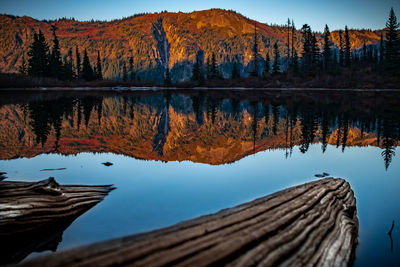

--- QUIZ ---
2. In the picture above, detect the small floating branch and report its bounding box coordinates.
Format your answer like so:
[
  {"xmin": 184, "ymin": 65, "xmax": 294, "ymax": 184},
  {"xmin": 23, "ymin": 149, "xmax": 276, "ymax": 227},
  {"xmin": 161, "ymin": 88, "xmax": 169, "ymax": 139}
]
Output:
[
  {"xmin": 388, "ymin": 220, "xmax": 395, "ymax": 235},
  {"xmin": 20, "ymin": 177, "xmax": 358, "ymax": 267},
  {"xmin": 40, "ymin": 168, "xmax": 67, "ymax": 171}
]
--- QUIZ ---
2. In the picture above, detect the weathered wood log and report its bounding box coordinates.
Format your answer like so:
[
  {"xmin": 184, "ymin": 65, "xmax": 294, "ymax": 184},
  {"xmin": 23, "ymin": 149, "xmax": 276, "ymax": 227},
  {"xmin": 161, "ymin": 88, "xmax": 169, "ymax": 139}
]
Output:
[
  {"xmin": 21, "ymin": 177, "xmax": 358, "ymax": 267},
  {"xmin": 0, "ymin": 177, "xmax": 115, "ymax": 265}
]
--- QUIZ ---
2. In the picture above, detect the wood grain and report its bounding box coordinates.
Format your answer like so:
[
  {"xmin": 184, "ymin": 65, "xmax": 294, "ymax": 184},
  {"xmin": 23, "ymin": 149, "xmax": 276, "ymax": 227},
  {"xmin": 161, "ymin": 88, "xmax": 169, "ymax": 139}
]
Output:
[
  {"xmin": 20, "ymin": 177, "xmax": 358, "ymax": 267},
  {"xmin": 0, "ymin": 177, "xmax": 114, "ymax": 265}
]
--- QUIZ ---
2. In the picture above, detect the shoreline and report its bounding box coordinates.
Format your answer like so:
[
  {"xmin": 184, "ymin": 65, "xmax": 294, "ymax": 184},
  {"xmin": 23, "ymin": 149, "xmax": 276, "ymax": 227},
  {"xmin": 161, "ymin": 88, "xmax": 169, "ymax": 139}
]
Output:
[{"xmin": 1, "ymin": 87, "xmax": 400, "ymax": 92}]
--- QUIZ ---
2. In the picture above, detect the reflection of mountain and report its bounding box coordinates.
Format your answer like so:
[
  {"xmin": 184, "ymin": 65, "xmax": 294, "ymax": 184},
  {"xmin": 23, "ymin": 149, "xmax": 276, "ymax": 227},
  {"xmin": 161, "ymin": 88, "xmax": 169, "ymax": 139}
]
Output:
[{"xmin": 0, "ymin": 91, "xmax": 399, "ymax": 168}]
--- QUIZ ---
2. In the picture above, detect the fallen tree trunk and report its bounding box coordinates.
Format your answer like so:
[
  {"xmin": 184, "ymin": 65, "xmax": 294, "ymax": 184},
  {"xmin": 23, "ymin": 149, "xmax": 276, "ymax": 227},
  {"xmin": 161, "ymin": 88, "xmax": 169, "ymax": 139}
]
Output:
[
  {"xmin": 21, "ymin": 177, "xmax": 358, "ymax": 267},
  {"xmin": 0, "ymin": 177, "xmax": 115, "ymax": 265}
]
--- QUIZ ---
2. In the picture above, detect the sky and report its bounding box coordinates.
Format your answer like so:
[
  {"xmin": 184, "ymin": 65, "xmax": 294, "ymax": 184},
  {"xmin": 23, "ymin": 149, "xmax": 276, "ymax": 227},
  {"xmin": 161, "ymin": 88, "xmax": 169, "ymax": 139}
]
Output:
[{"xmin": 1, "ymin": 0, "xmax": 399, "ymax": 31}]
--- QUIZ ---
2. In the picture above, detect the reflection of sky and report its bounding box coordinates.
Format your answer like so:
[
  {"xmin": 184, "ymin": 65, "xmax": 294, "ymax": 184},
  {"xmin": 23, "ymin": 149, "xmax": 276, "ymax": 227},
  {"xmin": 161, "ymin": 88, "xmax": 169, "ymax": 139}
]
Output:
[{"xmin": 1, "ymin": 144, "xmax": 399, "ymax": 265}]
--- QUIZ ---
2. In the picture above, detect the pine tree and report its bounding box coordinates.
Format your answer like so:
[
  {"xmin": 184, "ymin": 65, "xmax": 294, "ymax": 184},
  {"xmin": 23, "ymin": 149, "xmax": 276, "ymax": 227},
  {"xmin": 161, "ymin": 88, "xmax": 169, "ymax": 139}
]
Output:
[
  {"xmin": 292, "ymin": 48, "xmax": 299, "ymax": 74},
  {"xmin": 301, "ymin": 24, "xmax": 313, "ymax": 74},
  {"xmin": 96, "ymin": 50, "xmax": 102, "ymax": 80},
  {"xmin": 362, "ymin": 42, "xmax": 367, "ymax": 62},
  {"xmin": 27, "ymin": 30, "xmax": 49, "ymax": 77},
  {"xmin": 122, "ymin": 61, "xmax": 127, "ymax": 81},
  {"xmin": 81, "ymin": 49, "xmax": 93, "ymax": 81},
  {"xmin": 291, "ymin": 20, "xmax": 296, "ymax": 62},
  {"xmin": 61, "ymin": 48, "xmax": 73, "ymax": 81},
  {"xmin": 264, "ymin": 51, "xmax": 270, "ymax": 75},
  {"xmin": 210, "ymin": 52, "xmax": 219, "ymax": 78},
  {"xmin": 311, "ymin": 34, "xmax": 320, "ymax": 74},
  {"xmin": 49, "ymin": 25, "xmax": 62, "ymax": 79},
  {"xmin": 129, "ymin": 56, "xmax": 134, "ymax": 81},
  {"xmin": 272, "ymin": 42, "xmax": 280, "ymax": 74},
  {"xmin": 338, "ymin": 30, "xmax": 344, "ymax": 67},
  {"xmin": 322, "ymin": 24, "xmax": 332, "ymax": 71},
  {"xmin": 344, "ymin": 26, "xmax": 351, "ymax": 67},
  {"xmin": 191, "ymin": 58, "xmax": 200, "ymax": 81},
  {"xmin": 231, "ymin": 62, "xmax": 240, "ymax": 79},
  {"xmin": 164, "ymin": 67, "xmax": 171, "ymax": 86},
  {"xmin": 380, "ymin": 33, "xmax": 385, "ymax": 64},
  {"xmin": 206, "ymin": 56, "xmax": 211, "ymax": 79},
  {"xmin": 385, "ymin": 7, "xmax": 400, "ymax": 72},
  {"xmin": 251, "ymin": 23, "xmax": 259, "ymax": 76},
  {"xmin": 75, "ymin": 45, "xmax": 81, "ymax": 79}
]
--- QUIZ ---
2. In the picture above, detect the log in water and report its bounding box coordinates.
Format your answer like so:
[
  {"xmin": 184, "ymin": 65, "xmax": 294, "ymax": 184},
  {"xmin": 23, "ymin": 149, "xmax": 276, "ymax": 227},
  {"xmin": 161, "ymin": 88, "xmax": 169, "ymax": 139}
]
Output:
[
  {"xmin": 20, "ymin": 177, "xmax": 358, "ymax": 267},
  {"xmin": 0, "ymin": 177, "xmax": 115, "ymax": 265}
]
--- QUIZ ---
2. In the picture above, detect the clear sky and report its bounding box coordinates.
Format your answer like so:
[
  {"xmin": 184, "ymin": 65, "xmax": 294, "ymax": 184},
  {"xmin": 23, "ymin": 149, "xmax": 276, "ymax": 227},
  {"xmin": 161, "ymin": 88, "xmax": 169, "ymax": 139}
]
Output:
[{"xmin": 1, "ymin": 0, "xmax": 399, "ymax": 31}]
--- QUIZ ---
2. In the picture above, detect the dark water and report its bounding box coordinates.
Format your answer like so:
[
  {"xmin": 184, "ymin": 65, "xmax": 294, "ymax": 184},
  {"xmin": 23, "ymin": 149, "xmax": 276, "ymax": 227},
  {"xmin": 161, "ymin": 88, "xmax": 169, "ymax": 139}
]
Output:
[{"xmin": 0, "ymin": 89, "xmax": 399, "ymax": 266}]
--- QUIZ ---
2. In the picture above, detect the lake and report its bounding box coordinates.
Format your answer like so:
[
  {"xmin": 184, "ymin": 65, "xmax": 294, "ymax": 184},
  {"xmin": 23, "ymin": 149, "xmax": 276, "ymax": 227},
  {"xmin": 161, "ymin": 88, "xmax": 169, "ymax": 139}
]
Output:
[{"xmin": 0, "ymin": 89, "xmax": 399, "ymax": 266}]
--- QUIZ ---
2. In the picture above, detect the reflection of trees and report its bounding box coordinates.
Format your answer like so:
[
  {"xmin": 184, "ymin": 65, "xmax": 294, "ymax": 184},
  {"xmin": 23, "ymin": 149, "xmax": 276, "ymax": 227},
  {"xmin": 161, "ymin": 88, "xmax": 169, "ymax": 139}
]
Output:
[
  {"xmin": 382, "ymin": 137, "xmax": 396, "ymax": 170},
  {"xmin": 28, "ymin": 96, "xmax": 103, "ymax": 149},
  {"xmin": 21, "ymin": 91, "xmax": 400, "ymax": 169},
  {"xmin": 29, "ymin": 101, "xmax": 51, "ymax": 147},
  {"xmin": 191, "ymin": 93, "xmax": 205, "ymax": 125},
  {"xmin": 298, "ymin": 105, "xmax": 317, "ymax": 154}
]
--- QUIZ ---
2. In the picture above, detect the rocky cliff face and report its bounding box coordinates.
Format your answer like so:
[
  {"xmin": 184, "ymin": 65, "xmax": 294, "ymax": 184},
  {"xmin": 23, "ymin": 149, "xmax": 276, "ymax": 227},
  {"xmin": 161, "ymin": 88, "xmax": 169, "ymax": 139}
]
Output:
[{"xmin": 0, "ymin": 9, "xmax": 384, "ymax": 82}]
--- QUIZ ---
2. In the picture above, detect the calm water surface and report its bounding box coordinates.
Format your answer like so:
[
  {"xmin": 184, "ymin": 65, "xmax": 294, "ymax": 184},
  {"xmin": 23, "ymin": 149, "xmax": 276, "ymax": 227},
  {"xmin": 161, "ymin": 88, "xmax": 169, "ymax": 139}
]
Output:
[{"xmin": 0, "ymin": 90, "xmax": 399, "ymax": 266}]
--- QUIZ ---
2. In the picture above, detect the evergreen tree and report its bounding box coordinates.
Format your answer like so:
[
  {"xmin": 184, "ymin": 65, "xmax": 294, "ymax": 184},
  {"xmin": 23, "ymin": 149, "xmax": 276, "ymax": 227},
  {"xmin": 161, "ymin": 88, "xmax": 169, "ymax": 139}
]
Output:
[
  {"xmin": 301, "ymin": 24, "xmax": 313, "ymax": 74},
  {"xmin": 164, "ymin": 67, "xmax": 171, "ymax": 86},
  {"xmin": 129, "ymin": 56, "xmax": 134, "ymax": 81},
  {"xmin": 344, "ymin": 26, "xmax": 351, "ymax": 67},
  {"xmin": 191, "ymin": 58, "xmax": 200, "ymax": 81},
  {"xmin": 75, "ymin": 45, "xmax": 81, "ymax": 79},
  {"xmin": 19, "ymin": 54, "xmax": 27, "ymax": 75},
  {"xmin": 81, "ymin": 49, "xmax": 93, "ymax": 81},
  {"xmin": 206, "ymin": 56, "xmax": 212, "ymax": 79},
  {"xmin": 61, "ymin": 48, "xmax": 73, "ymax": 81},
  {"xmin": 292, "ymin": 48, "xmax": 299, "ymax": 74},
  {"xmin": 49, "ymin": 25, "xmax": 62, "ymax": 79},
  {"xmin": 322, "ymin": 24, "xmax": 332, "ymax": 71},
  {"xmin": 95, "ymin": 50, "xmax": 103, "ymax": 80},
  {"xmin": 251, "ymin": 23, "xmax": 259, "ymax": 76},
  {"xmin": 231, "ymin": 62, "xmax": 240, "ymax": 79},
  {"xmin": 380, "ymin": 33, "xmax": 384, "ymax": 64},
  {"xmin": 385, "ymin": 7, "xmax": 400, "ymax": 72},
  {"xmin": 362, "ymin": 42, "xmax": 367, "ymax": 62},
  {"xmin": 210, "ymin": 52, "xmax": 219, "ymax": 78},
  {"xmin": 27, "ymin": 30, "xmax": 49, "ymax": 77},
  {"xmin": 272, "ymin": 42, "xmax": 280, "ymax": 74},
  {"xmin": 311, "ymin": 33, "xmax": 320, "ymax": 74},
  {"xmin": 338, "ymin": 30, "xmax": 344, "ymax": 67},
  {"xmin": 291, "ymin": 20, "xmax": 296, "ymax": 61},
  {"xmin": 122, "ymin": 61, "xmax": 127, "ymax": 81},
  {"xmin": 264, "ymin": 51, "xmax": 270, "ymax": 75}
]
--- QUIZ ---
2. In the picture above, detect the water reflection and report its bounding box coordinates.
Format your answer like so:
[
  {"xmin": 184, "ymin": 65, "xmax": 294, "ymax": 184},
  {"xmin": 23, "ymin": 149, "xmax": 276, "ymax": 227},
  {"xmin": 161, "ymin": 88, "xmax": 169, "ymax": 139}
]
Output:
[{"xmin": 0, "ymin": 90, "xmax": 399, "ymax": 169}]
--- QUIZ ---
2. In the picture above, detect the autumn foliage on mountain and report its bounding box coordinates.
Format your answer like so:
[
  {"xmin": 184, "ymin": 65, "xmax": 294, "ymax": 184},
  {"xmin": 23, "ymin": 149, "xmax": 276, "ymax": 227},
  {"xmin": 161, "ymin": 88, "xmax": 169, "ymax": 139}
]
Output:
[{"xmin": 0, "ymin": 9, "xmax": 390, "ymax": 83}]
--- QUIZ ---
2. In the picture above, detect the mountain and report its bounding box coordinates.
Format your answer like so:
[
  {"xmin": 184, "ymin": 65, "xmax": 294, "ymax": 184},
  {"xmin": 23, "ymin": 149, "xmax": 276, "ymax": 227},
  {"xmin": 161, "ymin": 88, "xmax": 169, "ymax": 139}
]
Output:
[{"xmin": 0, "ymin": 9, "xmax": 384, "ymax": 82}]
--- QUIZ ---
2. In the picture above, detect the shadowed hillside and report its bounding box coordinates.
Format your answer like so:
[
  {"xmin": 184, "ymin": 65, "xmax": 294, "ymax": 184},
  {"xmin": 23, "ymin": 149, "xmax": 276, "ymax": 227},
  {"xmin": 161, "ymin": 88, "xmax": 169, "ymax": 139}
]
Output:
[{"xmin": 0, "ymin": 9, "xmax": 384, "ymax": 82}]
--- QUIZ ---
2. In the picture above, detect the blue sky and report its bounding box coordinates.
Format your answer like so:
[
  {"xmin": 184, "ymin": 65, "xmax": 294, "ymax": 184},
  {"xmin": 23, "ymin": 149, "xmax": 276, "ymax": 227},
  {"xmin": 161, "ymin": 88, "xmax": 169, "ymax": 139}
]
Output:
[{"xmin": 1, "ymin": 0, "xmax": 398, "ymax": 31}]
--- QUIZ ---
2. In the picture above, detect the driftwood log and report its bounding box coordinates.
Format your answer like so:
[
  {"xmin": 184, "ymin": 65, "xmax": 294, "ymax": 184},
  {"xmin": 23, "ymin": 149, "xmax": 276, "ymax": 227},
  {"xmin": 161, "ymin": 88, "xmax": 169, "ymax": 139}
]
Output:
[
  {"xmin": 0, "ymin": 177, "xmax": 115, "ymax": 265},
  {"xmin": 21, "ymin": 177, "xmax": 358, "ymax": 267}
]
